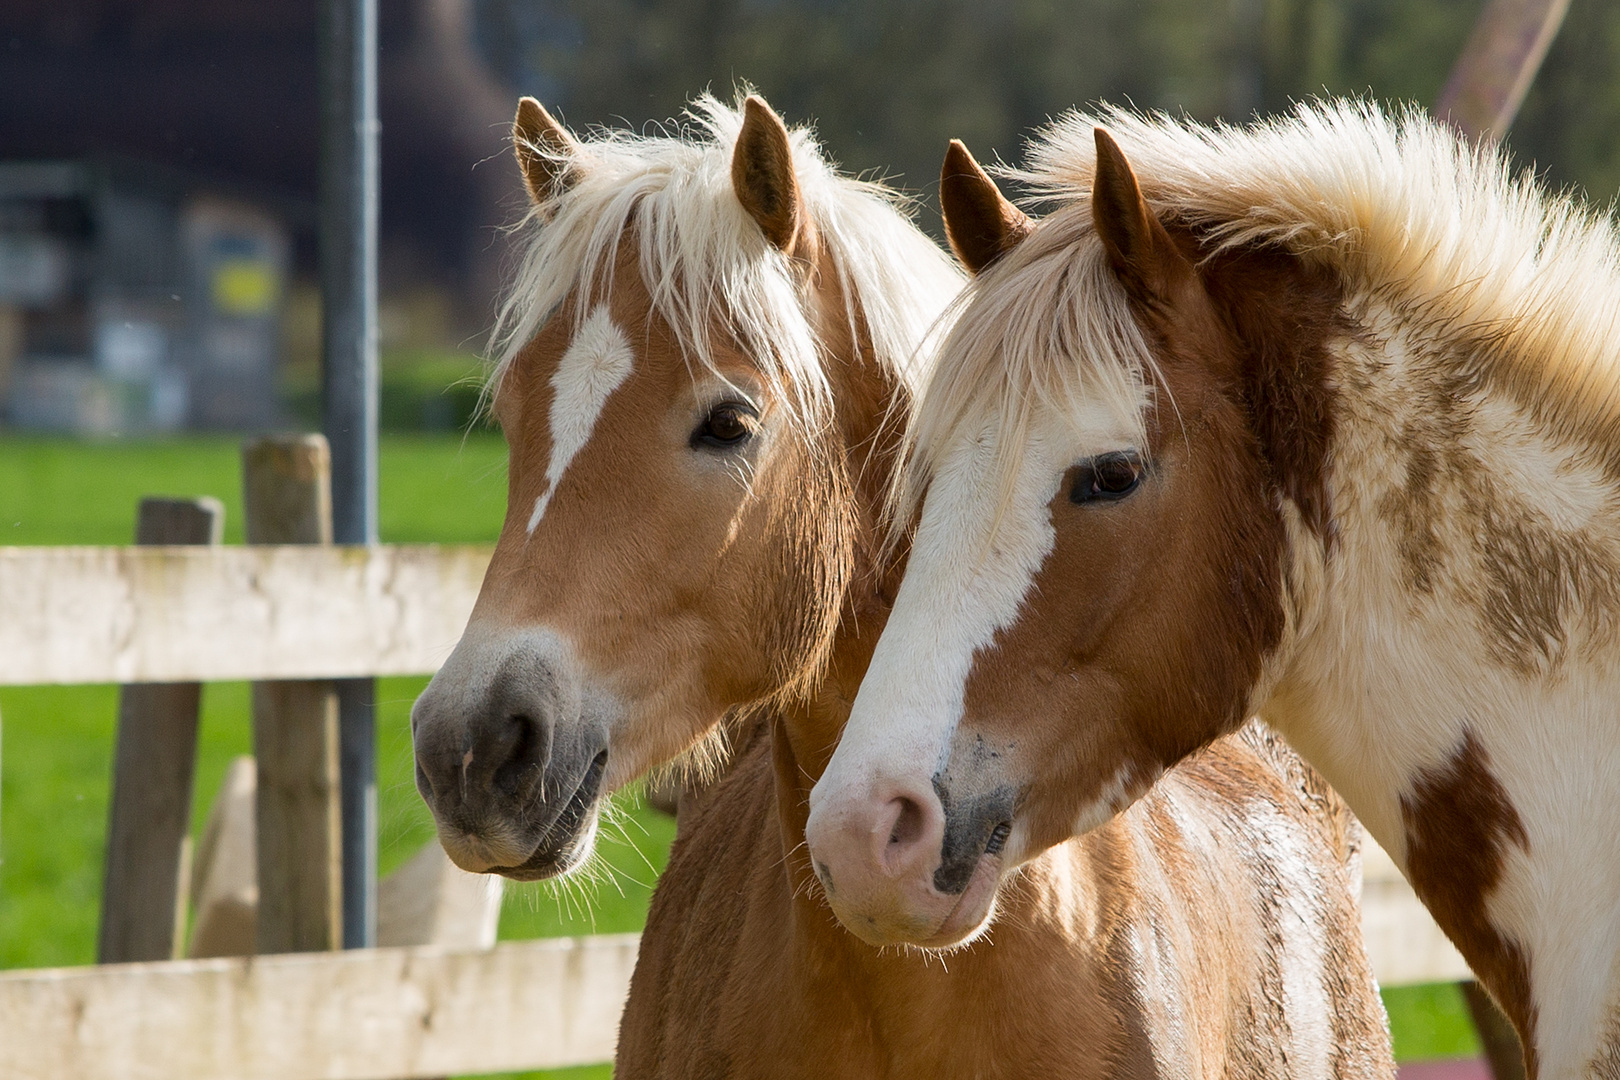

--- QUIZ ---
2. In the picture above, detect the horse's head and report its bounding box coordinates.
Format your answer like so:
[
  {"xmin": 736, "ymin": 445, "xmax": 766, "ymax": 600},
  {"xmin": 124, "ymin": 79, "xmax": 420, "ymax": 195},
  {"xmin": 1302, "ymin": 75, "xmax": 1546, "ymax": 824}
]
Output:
[
  {"xmin": 413, "ymin": 95, "xmax": 959, "ymax": 880},
  {"xmin": 807, "ymin": 132, "xmax": 1341, "ymax": 946}
]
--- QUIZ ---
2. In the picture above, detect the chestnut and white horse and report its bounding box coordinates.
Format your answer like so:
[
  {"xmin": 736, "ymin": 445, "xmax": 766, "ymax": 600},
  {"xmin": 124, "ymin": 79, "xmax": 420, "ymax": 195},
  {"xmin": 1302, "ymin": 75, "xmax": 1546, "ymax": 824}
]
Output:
[
  {"xmin": 808, "ymin": 103, "xmax": 1620, "ymax": 1078},
  {"xmin": 413, "ymin": 94, "xmax": 1394, "ymax": 1077}
]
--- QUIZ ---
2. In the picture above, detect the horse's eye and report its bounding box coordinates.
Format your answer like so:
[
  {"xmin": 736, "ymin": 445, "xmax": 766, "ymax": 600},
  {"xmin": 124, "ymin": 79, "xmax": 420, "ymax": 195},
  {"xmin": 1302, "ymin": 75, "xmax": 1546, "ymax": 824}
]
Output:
[
  {"xmin": 1070, "ymin": 452, "xmax": 1143, "ymax": 504},
  {"xmin": 692, "ymin": 402, "xmax": 757, "ymax": 449}
]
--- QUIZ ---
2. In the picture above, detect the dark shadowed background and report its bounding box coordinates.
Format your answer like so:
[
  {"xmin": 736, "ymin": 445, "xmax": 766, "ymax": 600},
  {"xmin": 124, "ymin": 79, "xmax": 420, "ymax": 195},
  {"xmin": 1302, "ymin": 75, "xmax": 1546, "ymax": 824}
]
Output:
[{"xmin": 5, "ymin": 0, "xmax": 1619, "ymax": 343}]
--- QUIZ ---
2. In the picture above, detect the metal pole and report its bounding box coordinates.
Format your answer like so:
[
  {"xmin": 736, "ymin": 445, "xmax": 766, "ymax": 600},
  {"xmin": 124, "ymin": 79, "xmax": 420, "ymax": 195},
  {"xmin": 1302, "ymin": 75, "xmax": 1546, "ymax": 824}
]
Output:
[{"xmin": 318, "ymin": 0, "xmax": 379, "ymax": 950}]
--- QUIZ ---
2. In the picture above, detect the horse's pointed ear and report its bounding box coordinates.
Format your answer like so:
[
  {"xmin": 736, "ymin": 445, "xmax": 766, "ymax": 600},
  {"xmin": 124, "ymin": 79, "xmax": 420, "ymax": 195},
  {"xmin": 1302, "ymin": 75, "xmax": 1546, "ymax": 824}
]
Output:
[
  {"xmin": 513, "ymin": 97, "xmax": 580, "ymax": 208},
  {"xmin": 940, "ymin": 140, "xmax": 1032, "ymax": 274},
  {"xmin": 1091, "ymin": 127, "xmax": 1190, "ymax": 303},
  {"xmin": 732, "ymin": 96, "xmax": 804, "ymax": 255}
]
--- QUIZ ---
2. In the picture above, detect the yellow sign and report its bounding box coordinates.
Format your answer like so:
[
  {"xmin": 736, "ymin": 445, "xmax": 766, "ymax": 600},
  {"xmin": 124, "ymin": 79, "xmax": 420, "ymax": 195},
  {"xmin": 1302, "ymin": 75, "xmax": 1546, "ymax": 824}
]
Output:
[{"xmin": 211, "ymin": 259, "xmax": 279, "ymax": 317}]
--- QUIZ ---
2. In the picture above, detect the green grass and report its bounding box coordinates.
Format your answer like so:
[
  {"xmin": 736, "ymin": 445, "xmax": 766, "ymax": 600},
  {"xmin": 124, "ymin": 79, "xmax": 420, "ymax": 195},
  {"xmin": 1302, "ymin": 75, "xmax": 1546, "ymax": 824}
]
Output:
[
  {"xmin": 1384, "ymin": 982, "xmax": 1483, "ymax": 1061},
  {"xmin": 0, "ymin": 433, "xmax": 658, "ymax": 1080},
  {"xmin": 282, "ymin": 349, "xmax": 489, "ymax": 434},
  {"xmin": 0, "ymin": 433, "xmax": 1483, "ymax": 1071},
  {"xmin": 0, "ymin": 431, "xmax": 510, "ymax": 546}
]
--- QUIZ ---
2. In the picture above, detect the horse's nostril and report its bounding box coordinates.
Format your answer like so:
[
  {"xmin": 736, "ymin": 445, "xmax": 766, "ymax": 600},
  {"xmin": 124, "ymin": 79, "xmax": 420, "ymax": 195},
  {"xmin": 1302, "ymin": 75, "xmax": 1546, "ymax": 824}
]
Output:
[
  {"xmin": 887, "ymin": 796, "xmax": 926, "ymax": 849},
  {"xmin": 493, "ymin": 713, "xmax": 546, "ymax": 798},
  {"xmin": 985, "ymin": 822, "xmax": 1011, "ymax": 856}
]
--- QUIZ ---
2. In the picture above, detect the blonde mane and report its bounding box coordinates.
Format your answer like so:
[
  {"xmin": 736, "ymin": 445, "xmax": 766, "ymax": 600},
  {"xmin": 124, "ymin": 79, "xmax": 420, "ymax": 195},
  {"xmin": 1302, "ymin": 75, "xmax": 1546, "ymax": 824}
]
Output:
[
  {"xmin": 490, "ymin": 93, "xmax": 964, "ymax": 430},
  {"xmin": 906, "ymin": 99, "xmax": 1620, "ymax": 520}
]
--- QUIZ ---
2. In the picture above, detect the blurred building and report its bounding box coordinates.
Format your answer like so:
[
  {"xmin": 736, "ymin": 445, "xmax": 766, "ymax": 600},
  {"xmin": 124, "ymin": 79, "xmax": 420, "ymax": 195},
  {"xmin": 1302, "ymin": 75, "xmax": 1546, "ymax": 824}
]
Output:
[
  {"xmin": 0, "ymin": 0, "xmax": 520, "ymax": 433},
  {"xmin": 0, "ymin": 159, "xmax": 289, "ymax": 433}
]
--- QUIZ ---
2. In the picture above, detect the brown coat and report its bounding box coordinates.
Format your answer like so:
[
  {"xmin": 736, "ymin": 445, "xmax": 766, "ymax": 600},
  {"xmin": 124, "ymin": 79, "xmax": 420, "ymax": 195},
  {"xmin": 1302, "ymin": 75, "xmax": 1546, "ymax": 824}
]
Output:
[{"xmin": 618, "ymin": 717, "xmax": 1393, "ymax": 1079}]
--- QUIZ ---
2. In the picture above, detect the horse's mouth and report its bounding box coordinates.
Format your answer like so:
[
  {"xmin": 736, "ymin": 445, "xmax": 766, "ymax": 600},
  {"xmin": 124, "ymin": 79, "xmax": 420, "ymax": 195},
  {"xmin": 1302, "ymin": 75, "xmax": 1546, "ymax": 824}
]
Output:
[
  {"xmin": 490, "ymin": 749, "xmax": 608, "ymax": 881},
  {"xmin": 915, "ymin": 850, "xmax": 1004, "ymax": 949}
]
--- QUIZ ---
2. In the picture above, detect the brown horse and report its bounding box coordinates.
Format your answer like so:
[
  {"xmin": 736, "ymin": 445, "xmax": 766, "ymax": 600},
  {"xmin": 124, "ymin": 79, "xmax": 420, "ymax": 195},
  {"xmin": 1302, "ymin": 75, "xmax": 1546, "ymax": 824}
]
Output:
[
  {"xmin": 412, "ymin": 94, "xmax": 1394, "ymax": 1077},
  {"xmin": 808, "ymin": 104, "xmax": 1620, "ymax": 1078},
  {"xmin": 411, "ymin": 91, "xmax": 961, "ymax": 878}
]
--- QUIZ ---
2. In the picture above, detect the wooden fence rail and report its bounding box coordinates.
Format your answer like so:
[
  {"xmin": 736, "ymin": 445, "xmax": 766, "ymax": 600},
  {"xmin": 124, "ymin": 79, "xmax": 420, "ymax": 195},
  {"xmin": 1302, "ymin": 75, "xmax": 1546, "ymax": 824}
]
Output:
[
  {"xmin": 0, "ymin": 892, "xmax": 1467, "ymax": 1080},
  {"xmin": 0, "ymin": 544, "xmax": 490, "ymax": 686},
  {"xmin": 0, "ymin": 540, "xmax": 1479, "ymax": 1077},
  {"xmin": 0, "ymin": 936, "xmax": 639, "ymax": 1080}
]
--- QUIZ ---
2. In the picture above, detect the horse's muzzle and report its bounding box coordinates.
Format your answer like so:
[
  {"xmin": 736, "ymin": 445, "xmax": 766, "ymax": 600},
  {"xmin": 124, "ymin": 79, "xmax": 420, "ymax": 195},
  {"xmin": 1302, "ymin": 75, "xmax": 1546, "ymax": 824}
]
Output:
[
  {"xmin": 411, "ymin": 630, "xmax": 610, "ymax": 879},
  {"xmin": 804, "ymin": 772, "xmax": 1013, "ymax": 948}
]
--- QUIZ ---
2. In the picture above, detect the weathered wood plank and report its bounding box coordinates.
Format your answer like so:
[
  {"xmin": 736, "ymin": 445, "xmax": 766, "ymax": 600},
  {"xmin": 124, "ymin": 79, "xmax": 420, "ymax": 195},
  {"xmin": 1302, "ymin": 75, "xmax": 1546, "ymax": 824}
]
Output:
[
  {"xmin": 244, "ymin": 436, "xmax": 344, "ymax": 955},
  {"xmin": 187, "ymin": 768, "xmax": 500, "ymax": 954},
  {"xmin": 0, "ymin": 935, "xmax": 638, "ymax": 1080},
  {"xmin": 0, "ymin": 544, "xmax": 490, "ymax": 686},
  {"xmin": 190, "ymin": 757, "xmax": 260, "ymax": 959},
  {"xmin": 0, "ymin": 874, "xmax": 1480, "ymax": 1080},
  {"xmin": 375, "ymin": 842, "xmax": 503, "ymax": 950},
  {"xmin": 253, "ymin": 680, "xmax": 343, "ymax": 953},
  {"xmin": 99, "ymin": 497, "xmax": 223, "ymax": 964}
]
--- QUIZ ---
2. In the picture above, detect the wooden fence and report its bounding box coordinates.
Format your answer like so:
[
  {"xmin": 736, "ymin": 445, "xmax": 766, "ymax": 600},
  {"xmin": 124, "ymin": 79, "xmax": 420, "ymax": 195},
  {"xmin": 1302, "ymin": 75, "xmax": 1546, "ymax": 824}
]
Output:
[
  {"xmin": 0, "ymin": 935, "xmax": 639, "ymax": 1080},
  {"xmin": 0, "ymin": 522, "xmax": 1483, "ymax": 1079},
  {"xmin": 0, "ymin": 543, "xmax": 491, "ymax": 685}
]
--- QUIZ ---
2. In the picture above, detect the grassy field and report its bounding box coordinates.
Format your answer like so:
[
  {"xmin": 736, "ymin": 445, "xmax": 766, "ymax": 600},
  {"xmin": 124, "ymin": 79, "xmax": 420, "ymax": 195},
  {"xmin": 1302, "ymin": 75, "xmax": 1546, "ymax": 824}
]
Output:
[{"xmin": 0, "ymin": 433, "xmax": 1480, "ymax": 1071}]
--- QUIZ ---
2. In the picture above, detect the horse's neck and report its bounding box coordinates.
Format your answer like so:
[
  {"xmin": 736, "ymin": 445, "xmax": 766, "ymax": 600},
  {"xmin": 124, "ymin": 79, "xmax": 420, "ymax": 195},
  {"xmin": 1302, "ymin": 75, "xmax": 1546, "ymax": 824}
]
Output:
[
  {"xmin": 1259, "ymin": 293, "xmax": 1620, "ymax": 1074},
  {"xmin": 768, "ymin": 303, "xmax": 905, "ymax": 907},
  {"xmin": 1263, "ymin": 291, "xmax": 1620, "ymax": 843},
  {"xmin": 773, "ymin": 533, "xmax": 896, "ymax": 793}
]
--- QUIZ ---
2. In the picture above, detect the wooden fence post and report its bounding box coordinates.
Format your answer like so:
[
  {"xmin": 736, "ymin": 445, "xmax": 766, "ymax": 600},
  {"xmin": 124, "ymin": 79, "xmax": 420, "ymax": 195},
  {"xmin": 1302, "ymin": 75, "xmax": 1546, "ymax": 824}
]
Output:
[
  {"xmin": 244, "ymin": 435, "xmax": 343, "ymax": 954},
  {"xmin": 1437, "ymin": 0, "xmax": 1572, "ymax": 143},
  {"xmin": 97, "ymin": 497, "xmax": 224, "ymax": 963},
  {"xmin": 188, "ymin": 756, "xmax": 260, "ymax": 958}
]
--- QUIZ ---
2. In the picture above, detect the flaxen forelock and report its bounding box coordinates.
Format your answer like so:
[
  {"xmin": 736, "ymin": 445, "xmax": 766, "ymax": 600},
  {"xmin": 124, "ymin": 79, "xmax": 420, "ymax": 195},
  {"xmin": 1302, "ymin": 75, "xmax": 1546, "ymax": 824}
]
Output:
[
  {"xmin": 490, "ymin": 92, "xmax": 964, "ymax": 436},
  {"xmin": 904, "ymin": 99, "xmax": 1620, "ymax": 530}
]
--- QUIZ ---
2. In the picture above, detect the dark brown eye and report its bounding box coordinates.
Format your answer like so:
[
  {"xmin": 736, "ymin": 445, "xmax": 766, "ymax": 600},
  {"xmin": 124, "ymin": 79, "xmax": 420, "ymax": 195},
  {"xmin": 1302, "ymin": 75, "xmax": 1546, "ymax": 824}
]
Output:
[
  {"xmin": 692, "ymin": 402, "xmax": 757, "ymax": 449},
  {"xmin": 1070, "ymin": 451, "xmax": 1143, "ymax": 504}
]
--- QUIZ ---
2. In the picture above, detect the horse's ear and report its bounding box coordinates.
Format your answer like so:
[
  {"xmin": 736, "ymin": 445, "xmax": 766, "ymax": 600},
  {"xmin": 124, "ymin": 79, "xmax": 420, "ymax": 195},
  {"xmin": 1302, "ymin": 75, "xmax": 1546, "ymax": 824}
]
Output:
[
  {"xmin": 1091, "ymin": 128, "xmax": 1191, "ymax": 304},
  {"xmin": 732, "ymin": 96, "xmax": 804, "ymax": 255},
  {"xmin": 939, "ymin": 140, "xmax": 1032, "ymax": 274},
  {"xmin": 513, "ymin": 97, "xmax": 580, "ymax": 208}
]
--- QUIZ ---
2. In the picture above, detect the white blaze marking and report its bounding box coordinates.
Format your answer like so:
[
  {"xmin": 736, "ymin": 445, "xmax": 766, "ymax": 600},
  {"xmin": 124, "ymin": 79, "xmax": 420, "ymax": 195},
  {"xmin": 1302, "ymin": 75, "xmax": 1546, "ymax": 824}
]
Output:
[
  {"xmin": 526, "ymin": 304, "xmax": 634, "ymax": 534},
  {"xmin": 810, "ymin": 401, "xmax": 1139, "ymax": 827}
]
